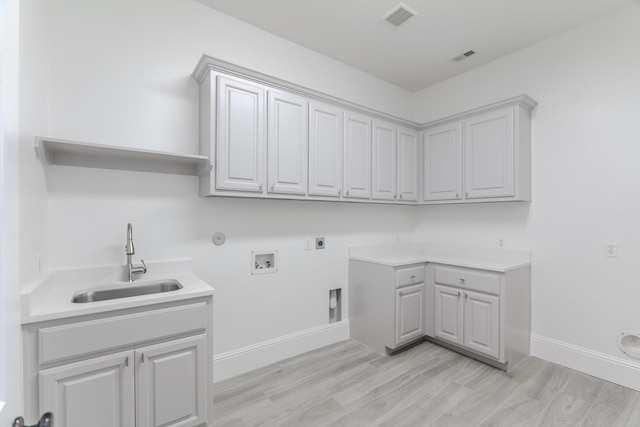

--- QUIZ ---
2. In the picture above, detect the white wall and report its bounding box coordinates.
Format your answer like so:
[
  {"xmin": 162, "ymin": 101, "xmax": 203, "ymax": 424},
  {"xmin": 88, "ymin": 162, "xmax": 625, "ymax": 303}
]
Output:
[
  {"xmin": 35, "ymin": 0, "xmax": 415, "ymax": 365},
  {"xmin": 412, "ymin": 4, "xmax": 640, "ymax": 385},
  {"xmin": 1, "ymin": 0, "xmax": 22, "ymax": 422}
]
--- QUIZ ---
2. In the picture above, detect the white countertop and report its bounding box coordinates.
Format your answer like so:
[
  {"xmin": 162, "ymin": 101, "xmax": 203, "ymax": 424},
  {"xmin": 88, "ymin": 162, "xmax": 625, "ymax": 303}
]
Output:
[
  {"xmin": 349, "ymin": 242, "xmax": 530, "ymax": 271},
  {"xmin": 21, "ymin": 259, "xmax": 214, "ymax": 324}
]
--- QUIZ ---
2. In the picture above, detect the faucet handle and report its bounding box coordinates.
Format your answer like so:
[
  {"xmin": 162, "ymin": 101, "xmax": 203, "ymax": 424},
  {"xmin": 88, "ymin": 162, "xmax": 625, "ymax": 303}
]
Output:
[{"xmin": 140, "ymin": 259, "xmax": 147, "ymax": 274}]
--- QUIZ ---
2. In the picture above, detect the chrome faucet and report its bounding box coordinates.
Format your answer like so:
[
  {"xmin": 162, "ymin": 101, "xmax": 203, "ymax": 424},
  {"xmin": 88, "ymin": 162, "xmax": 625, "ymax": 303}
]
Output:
[{"xmin": 125, "ymin": 223, "xmax": 147, "ymax": 282}]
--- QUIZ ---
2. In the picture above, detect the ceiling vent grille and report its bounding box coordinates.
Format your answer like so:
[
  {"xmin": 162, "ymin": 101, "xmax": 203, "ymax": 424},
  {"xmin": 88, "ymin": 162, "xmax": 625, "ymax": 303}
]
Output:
[
  {"xmin": 452, "ymin": 50, "xmax": 476, "ymax": 61},
  {"xmin": 381, "ymin": 3, "xmax": 418, "ymax": 27}
]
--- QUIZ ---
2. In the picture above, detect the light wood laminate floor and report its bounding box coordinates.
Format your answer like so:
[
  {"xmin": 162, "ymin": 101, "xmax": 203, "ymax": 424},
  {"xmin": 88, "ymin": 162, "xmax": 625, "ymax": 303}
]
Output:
[{"xmin": 213, "ymin": 339, "xmax": 640, "ymax": 427}]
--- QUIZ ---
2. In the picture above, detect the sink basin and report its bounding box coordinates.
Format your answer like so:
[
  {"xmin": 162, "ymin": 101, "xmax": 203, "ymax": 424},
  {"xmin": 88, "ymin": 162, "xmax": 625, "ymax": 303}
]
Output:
[{"xmin": 71, "ymin": 280, "xmax": 183, "ymax": 303}]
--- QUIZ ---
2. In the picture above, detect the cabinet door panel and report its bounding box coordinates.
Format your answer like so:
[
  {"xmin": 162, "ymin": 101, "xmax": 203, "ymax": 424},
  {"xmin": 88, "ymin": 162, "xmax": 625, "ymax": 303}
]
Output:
[
  {"xmin": 136, "ymin": 335, "xmax": 208, "ymax": 427},
  {"xmin": 39, "ymin": 351, "xmax": 134, "ymax": 427},
  {"xmin": 343, "ymin": 112, "xmax": 372, "ymax": 199},
  {"xmin": 372, "ymin": 121, "xmax": 397, "ymax": 200},
  {"xmin": 395, "ymin": 283, "xmax": 425, "ymax": 346},
  {"xmin": 217, "ymin": 76, "xmax": 265, "ymax": 192},
  {"xmin": 434, "ymin": 285, "xmax": 463, "ymax": 346},
  {"xmin": 309, "ymin": 102, "xmax": 344, "ymax": 197},
  {"xmin": 397, "ymin": 127, "xmax": 419, "ymax": 202},
  {"xmin": 464, "ymin": 290, "xmax": 500, "ymax": 359},
  {"xmin": 464, "ymin": 108, "xmax": 515, "ymax": 199},
  {"xmin": 267, "ymin": 91, "xmax": 308, "ymax": 195},
  {"xmin": 424, "ymin": 123, "xmax": 462, "ymax": 201}
]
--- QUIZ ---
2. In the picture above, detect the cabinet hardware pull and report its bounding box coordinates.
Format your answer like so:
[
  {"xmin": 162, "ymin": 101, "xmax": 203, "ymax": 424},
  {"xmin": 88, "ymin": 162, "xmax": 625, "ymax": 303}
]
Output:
[
  {"xmin": 338, "ymin": 190, "xmax": 341, "ymax": 196},
  {"xmin": 141, "ymin": 354, "xmax": 145, "ymax": 363},
  {"xmin": 457, "ymin": 291, "xmax": 461, "ymax": 297},
  {"xmin": 465, "ymin": 192, "xmax": 468, "ymax": 198},
  {"xmin": 346, "ymin": 190, "xmax": 349, "ymax": 196},
  {"xmin": 125, "ymin": 356, "xmax": 129, "ymax": 367},
  {"xmin": 259, "ymin": 184, "xmax": 263, "ymax": 190},
  {"xmin": 465, "ymin": 293, "xmax": 468, "ymax": 300},
  {"xmin": 459, "ymin": 278, "xmax": 465, "ymax": 284},
  {"xmin": 399, "ymin": 194, "xmax": 403, "ymax": 199},
  {"xmin": 411, "ymin": 275, "xmax": 416, "ymax": 281},
  {"xmin": 456, "ymin": 193, "xmax": 459, "ymax": 199},
  {"xmin": 270, "ymin": 185, "xmax": 274, "ymax": 191}
]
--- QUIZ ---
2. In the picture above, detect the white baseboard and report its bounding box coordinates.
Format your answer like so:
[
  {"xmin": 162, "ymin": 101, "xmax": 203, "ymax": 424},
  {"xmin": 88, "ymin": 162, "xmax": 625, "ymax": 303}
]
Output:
[
  {"xmin": 213, "ymin": 320, "xmax": 350, "ymax": 383},
  {"xmin": 530, "ymin": 333, "xmax": 640, "ymax": 391}
]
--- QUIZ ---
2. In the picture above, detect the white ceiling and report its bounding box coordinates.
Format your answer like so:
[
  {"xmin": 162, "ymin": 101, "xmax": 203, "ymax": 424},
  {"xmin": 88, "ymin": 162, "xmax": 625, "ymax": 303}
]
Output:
[{"xmin": 195, "ymin": 0, "xmax": 635, "ymax": 92}]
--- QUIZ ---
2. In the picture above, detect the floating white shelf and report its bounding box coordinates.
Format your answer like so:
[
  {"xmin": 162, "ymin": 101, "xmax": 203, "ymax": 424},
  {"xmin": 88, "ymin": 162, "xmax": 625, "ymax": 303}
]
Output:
[{"xmin": 34, "ymin": 137, "xmax": 210, "ymax": 176}]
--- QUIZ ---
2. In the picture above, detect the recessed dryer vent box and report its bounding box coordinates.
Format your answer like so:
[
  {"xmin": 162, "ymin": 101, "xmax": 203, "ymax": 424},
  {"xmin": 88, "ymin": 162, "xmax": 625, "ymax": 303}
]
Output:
[{"xmin": 251, "ymin": 250, "xmax": 278, "ymax": 275}]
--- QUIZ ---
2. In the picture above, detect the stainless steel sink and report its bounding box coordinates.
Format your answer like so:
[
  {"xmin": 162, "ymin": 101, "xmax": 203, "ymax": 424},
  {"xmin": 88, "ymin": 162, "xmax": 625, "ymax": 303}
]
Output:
[{"xmin": 71, "ymin": 281, "xmax": 183, "ymax": 303}]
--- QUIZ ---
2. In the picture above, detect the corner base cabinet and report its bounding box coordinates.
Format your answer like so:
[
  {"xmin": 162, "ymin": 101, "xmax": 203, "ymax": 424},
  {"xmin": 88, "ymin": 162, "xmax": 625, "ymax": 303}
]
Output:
[
  {"xmin": 426, "ymin": 264, "xmax": 531, "ymax": 369},
  {"xmin": 349, "ymin": 255, "xmax": 531, "ymax": 371},
  {"xmin": 349, "ymin": 260, "xmax": 426, "ymax": 354},
  {"xmin": 22, "ymin": 298, "xmax": 214, "ymax": 427}
]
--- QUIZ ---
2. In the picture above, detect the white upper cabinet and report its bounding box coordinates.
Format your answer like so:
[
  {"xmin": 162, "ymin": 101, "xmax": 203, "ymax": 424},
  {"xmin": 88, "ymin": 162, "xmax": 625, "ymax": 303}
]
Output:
[
  {"xmin": 397, "ymin": 127, "xmax": 419, "ymax": 202},
  {"xmin": 464, "ymin": 108, "xmax": 514, "ymax": 199},
  {"xmin": 309, "ymin": 101, "xmax": 344, "ymax": 197},
  {"xmin": 194, "ymin": 56, "xmax": 536, "ymax": 205},
  {"xmin": 422, "ymin": 96, "xmax": 535, "ymax": 204},
  {"xmin": 372, "ymin": 120, "xmax": 397, "ymax": 200},
  {"xmin": 216, "ymin": 76, "xmax": 265, "ymax": 192},
  {"xmin": 343, "ymin": 112, "xmax": 372, "ymax": 199},
  {"xmin": 267, "ymin": 90, "xmax": 308, "ymax": 195},
  {"xmin": 423, "ymin": 123, "xmax": 462, "ymax": 201}
]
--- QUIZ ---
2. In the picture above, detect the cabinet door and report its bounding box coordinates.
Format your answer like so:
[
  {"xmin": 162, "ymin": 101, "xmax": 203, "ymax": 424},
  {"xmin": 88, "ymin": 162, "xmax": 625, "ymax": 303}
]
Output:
[
  {"xmin": 397, "ymin": 127, "xmax": 419, "ymax": 202},
  {"xmin": 267, "ymin": 90, "xmax": 308, "ymax": 195},
  {"xmin": 216, "ymin": 76, "xmax": 265, "ymax": 192},
  {"xmin": 309, "ymin": 102, "xmax": 344, "ymax": 197},
  {"xmin": 343, "ymin": 112, "xmax": 371, "ymax": 199},
  {"xmin": 395, "ymin": 283, "xmax": 425, "ymax": 346},
  {"xmin": 464, "ymin": 290, "xmax": 500, "ymax": 359},
  {"xmin": 39, "ymin": 351, "xmax": 135, "ymax": 427},
  {"xmin": 372, "ymin": 121, "xmax": 397, "ymax": 200},
  {"xmin": 136, "ymin": 335, "xmax": 208, "ymax": 427},
  {"xmin": 434, "ymin": 285, "xmax": 463, "ymax": 346},
  {"xmin": 464, "ymin": 107, "xmax": 515, "ymax": 199},
  {"xmin": 423, "ymin": 123, "xmax": 462, "ymax": 201}
]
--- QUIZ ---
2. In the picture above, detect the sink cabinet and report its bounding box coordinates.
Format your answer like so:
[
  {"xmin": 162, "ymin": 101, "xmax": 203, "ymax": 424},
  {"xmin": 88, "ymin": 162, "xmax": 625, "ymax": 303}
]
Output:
[
  {"xmin": 22, "ymin": 298, "xmax": 213, "ymax": 427},
  {"xmin": 349, "ymin": 260, "xmax": 426, "ymax": 353}
]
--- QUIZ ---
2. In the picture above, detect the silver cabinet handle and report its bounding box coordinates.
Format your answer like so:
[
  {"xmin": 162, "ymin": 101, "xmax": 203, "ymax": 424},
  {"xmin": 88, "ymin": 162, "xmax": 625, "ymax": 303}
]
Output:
[
  {"xmin": 465, "ymin": 192, "xmax": 468, "ymax": 198},
  {"xmin": 459, "ymin": 278, "xmax": 465, "ymax": 284},
  {"xmin": 124, "ymin": 356, "xmax": 129, "ymax": 367},
  {"xmin": 465, "ymin": 292, "xmax": 468, "ymax": 300},
  {"xmin": 140, "ymin": 353, "xmax": 145, "ymax": 363},
  {"xmin": 456, "ymin": 193, "xmax": 459, "ymax": 199},
  {"xmin": 399, "ymin": 194, "xmax": 403, "ymax": 200},
  {"xmin": 346, "ymin": 190, "xmax": 350, "ymax": 196},
  {"xmin": 411, "ymin": 275, "xmax": 416, "ymax": 281},
  {"xmin": 270, "ymin": 185, "xmax": 274, "ymax": 191},
  {"xmin": 259, "ymin": 183, "xmax": 263, "ymax": 190},
  {"xmin": 457, "ymin": 291, "xmax": 461, "ymax": 298}
]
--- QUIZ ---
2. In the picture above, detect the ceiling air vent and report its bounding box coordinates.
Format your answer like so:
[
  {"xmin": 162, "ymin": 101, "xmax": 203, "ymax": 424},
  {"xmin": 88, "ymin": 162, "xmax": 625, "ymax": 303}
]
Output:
[
  {"xmin": 452, "ymin": 50, "xmax": 476, "ymax": 61},
  {"xmin": 381, "ymin": 3, "xmax": 418, "ymax": 27}
]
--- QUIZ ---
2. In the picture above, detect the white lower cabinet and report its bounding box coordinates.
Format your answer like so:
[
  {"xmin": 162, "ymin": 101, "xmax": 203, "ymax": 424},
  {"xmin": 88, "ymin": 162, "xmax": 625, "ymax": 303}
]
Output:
[
  {"xmin": 427, "ymin": 264, "xmax": 530, "ymax": 368},
  {"xmin": 136, "ymin": 335, "xmax": 208, "ymax": 427},
  {"xmin": 23, "ymin": 299, "xmax": 213, "ymax": 427},
  {"xmin": 39, "ymin": 351, "xmax": 135, "ymax": 427},
  {"xmin": 395, "ymin": 283, "xmax": 425, "ymax": 346},
  {"xmin": 349, "ymin": 261, "xmax": 426, "ymax": 353},
  {"xmin": 434, "ymin": 284, "xmax": 499, "ymax": 359}
]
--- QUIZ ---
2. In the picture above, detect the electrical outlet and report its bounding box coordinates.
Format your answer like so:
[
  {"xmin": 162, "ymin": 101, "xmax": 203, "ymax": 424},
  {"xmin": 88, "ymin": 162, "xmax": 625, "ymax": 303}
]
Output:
[
  {"xmin": 316, "ymin": 237, "xmax": 325, "ymax": 250},
  {"xmin": 605, "ymin": 242, "xmax": 618, "ymax": 257}
]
